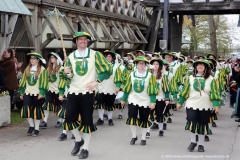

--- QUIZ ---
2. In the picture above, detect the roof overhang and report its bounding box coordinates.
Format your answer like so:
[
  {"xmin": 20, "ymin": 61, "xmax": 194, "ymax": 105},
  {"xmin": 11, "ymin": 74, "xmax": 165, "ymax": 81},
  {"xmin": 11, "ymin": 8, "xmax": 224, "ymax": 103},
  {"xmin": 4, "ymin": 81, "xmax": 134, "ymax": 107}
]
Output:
[{"xmin": 0, "ymin": 0, "xmax": 32, "ymax": 15}]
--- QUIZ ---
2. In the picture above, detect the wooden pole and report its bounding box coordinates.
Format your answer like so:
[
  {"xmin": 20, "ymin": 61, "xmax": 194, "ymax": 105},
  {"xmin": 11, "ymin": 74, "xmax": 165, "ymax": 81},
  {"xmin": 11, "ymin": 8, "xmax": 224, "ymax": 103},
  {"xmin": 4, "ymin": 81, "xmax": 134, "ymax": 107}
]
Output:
[{"xmin": 53, "ymin": 7, "xmax": 67, "ymax": 66}]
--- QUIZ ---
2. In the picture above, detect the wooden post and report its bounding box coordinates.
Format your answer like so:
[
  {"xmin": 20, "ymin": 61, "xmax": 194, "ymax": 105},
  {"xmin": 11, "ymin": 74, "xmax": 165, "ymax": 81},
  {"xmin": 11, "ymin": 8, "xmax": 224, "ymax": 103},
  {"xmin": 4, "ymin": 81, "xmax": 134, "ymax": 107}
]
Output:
[
  {"xmin": 169, "ymin": 14, "xmax": 183, "ymax": 52},
  {"xmin": 53, "ymin": 7, "xmax": 67, "ymax": 63},
  {"xmin": 148, "ymin": 9, "xmax": 161, "ymax": 52}
]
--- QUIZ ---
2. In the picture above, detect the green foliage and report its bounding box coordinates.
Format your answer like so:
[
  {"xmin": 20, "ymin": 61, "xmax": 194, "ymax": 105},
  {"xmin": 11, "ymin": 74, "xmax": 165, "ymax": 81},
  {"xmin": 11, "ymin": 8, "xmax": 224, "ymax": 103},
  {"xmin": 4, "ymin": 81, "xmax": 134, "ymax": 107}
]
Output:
[
  {"xmin": 0, "ymin": 91, "xmax": 9, "ymax": 97},
  {"xmin": 11, "ymin": 110, "xmax": 25, "ymax": 124},
  {"xmin": 183, "ymin": 15, "xmax": 232, "ymax": 55}
]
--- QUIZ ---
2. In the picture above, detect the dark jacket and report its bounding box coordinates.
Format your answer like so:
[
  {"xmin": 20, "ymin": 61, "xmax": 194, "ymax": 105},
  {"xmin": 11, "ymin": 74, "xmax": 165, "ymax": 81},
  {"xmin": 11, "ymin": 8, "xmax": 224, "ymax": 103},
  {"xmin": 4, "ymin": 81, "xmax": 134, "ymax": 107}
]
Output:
[{"xmin": 0, "ymin": 57, "xmax": 18, "ymax": 90}]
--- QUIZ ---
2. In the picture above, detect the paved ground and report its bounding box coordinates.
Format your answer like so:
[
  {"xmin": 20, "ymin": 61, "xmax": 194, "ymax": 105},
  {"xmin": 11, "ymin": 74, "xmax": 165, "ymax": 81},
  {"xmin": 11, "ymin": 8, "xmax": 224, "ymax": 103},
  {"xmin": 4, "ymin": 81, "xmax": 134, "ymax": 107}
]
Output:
[{"xmin": 0, "ymin": 99, "xmax": 239, "ymax": 160}]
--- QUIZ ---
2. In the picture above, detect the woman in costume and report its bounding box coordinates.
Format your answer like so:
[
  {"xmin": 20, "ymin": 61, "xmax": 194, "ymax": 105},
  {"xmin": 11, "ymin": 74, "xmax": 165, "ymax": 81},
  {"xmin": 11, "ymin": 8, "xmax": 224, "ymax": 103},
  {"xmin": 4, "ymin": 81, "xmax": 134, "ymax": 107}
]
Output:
[
  {"xmin": 114, "ymin": 54, "xmax": 130, "ymax": 119},
  {"xmin": 177, "ymin": 59, "xmax": 220, "ymax": 152},
  {"xmin": 162, "ymin": 52, "xmax": 181, "ymax": 123},
  {"xmin": 125, "ymin": 52, "xmax": 135, "ymax": 73},
  {"xmin": 40, "ymin": 52, "xmax": 64, "ymax": 128},
  {"xmin": 152, "ymin": 52, "xmax": 161, "ymax": 59},
  {"xmin": 121, "ymin": 56, "xmax": 157, "ymax": 145},
  {"xmin": 19, "ymin": 53, "xmax": 48, "ymax": 136},
  {"xmin": 146, "ymin": 59, "xmax": 170, "ymax": 137},
  {"xmin": 186, "ymin": 60, "xmax": 194, "ymax": 77},
  {"xmin": 94, "ymin": 50, "xmax": 123, "ymax": 126},
  {"xmin": 57, "ymin": 66, "xmax": 73, "ymax": 141},
  {"xmin": 207, "ymin": 58, "xmax": 222, "ymax": 128}
]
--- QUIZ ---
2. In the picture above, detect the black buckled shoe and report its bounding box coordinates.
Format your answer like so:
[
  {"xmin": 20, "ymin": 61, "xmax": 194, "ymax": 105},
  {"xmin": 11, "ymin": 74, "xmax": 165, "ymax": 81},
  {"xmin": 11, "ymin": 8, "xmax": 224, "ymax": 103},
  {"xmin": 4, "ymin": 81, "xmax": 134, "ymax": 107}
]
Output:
[
  {"xmin": 55, "ymin": 121, "xmax": 62, "ymax": 128},
  {"xmin": 167, "ymin": 118, "xmax": 172, "ymax": 123},
  {"xmin": 130, "ymin": 136, "xmax": 138, "ymax": 145},
  {"xmin": 204, "ymin": 135, "xmax": 209, "ymax": 142},
  {"xmin": 39, "ymin": 121, "xmax": 47, "ymax": 128},
  {"xmin": 58, "ymin": 133, "xmax": 67, "ymax": 141},
  {"xmin": 146, "ymin": 132, "xmax": 150, "ymax": 138},
  {"xmin": 71, "ymin": 134, "xmax": 75, "ymax": 139},
  {"xmin": 27, "ymin": 127, "xmax": 34, "ymax": 136},
  {"xmin": 108, "ymin": 119, "xmax": 114, "ymax": 126},
  {"xmin": 95, "ymin": 118, "xmax": 104, "ymax": 126},
  {"xmin": 118, "ymin": 115, "xmax": 122, "ymax": 119},
  {"xmin": 198, "ymin": 145, "xmax": 205, "ymax": 152},
  {"xmin": 188, "ymin": 142, "xmax": 197, "ymax": 152},
  {"xmin": 71, "ymin": 139, "xmax": 84, "ymax": 155},
  {"xmin": 32, "ymin": 130, "xmax": 39, "ymax": 137},
  {"xmin": 212, "ymin": 121, "xmax": 217, "ymax": 127},
  {"xmin": 235, "ymin": 118, "xmax": 240, "ymax": 122},
  {"xmin": 163, "ymin": 123, "xmax": 167, "ymax": 130},
  {"xmin": 150, "ymin": 123, "xmax": 159, "ymax": 129},
  {"xmin": 103, "ymin": 114, "xmax": 108, "ymax": 120},
  {"xmin": 140, "ymin": 140, "xmax": 146, "ymax": 146},
  {"xmin": 159, "ymin": 130, "xmax": 164, "ymax": 136},
  {"xmin": 79, "ymin": 149, "xmax": 89, "ymax": 159},
  {"xmin": 208, "ymin": 129, "xmax": 212, "ymax": 135}
]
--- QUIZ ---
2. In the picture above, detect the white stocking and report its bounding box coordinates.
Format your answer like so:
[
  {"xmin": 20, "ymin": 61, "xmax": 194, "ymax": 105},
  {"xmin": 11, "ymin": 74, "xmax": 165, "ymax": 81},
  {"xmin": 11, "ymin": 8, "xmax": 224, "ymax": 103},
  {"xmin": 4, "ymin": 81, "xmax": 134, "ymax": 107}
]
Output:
[
  {"xmin": 27, "ymin": 118, "xmax": 34, "ymax": 127},
  {"xmin": 130, "ymin": 126, "xmax": 137, "ymax": 138},
  {"xmin": 71, "ymin": 128, "xmax": 82, "ymax": 142},
  {"xmin": 34, "ymin": 119, "xmax": 40, "ymax": 130},
  {"xmin": 83, "ymin": 133, "xmax": 91, "ymax": 150},
  {"xmin": 43, "ymin": 110, "xmax": 49, "ymax": 122}
]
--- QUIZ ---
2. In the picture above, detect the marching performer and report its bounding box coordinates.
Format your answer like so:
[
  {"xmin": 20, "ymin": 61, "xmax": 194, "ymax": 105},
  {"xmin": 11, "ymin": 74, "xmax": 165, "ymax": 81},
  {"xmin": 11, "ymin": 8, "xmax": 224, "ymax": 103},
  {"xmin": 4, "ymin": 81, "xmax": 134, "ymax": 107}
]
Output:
[
  {"xmin": 40, "ymin": 52, "xmax": 64, "ymax": 128},
  {"xmin": 121, "ymin": 56, "xmax": 158, "ymax": 146},
  {"xmin": 19, "ymin": 53, "xmax": 48, "ymax": 136},
  {"xmin": 125, "ymin": 52, "xmax": 135, "ymax": 73},
  {"xmin": 146, "ymin": 53, "xmax": 152, "ymax": 61},
  {"xmin": 95, "ymin": 50, "xmax": 123, "ymax": 126},
  {"xmin": 207, "ymin": 58, "xmax": 221, "ymax": 128},
  {"xmin": 177, "ymin": 59, "xmax": 221, "ymax": 152},
  {"xmin": 152, "ymin": 52, "xmax": 161, "ymax": 59},
  {"xmin": 63, "ymin": 32, "xmax": 112, "ymax": 159},
  {"xmin": 114, "ymin": 54, "xmax": 130, "ymax": 119},
  {"xmin": 136, "ymin": 50, "xmax": 146, "ymax": 57},
  {"xmin": 57, "ymin": 67, "xmax": 77, "ymax": 141},
  {"xmin": 162, "ymin": 52, "xmax": 181, "ymax": 122},
  {"xmin": 198, "ymin": 55, "xmax": 205, "ymax": 60},
  {"xmin": 146, "ymin": 58, "xmax": 170, "ymax": 137},
  {"xmin": 186, "ymin": 60, "xmax": 194, "ymax": 77}
]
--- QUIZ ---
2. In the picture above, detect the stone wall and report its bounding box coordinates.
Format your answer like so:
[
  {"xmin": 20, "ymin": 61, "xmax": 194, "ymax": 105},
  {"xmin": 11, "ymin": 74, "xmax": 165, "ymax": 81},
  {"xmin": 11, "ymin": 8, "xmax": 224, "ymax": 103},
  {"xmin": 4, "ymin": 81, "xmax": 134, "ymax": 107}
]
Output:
[{"xmin": 0, "ymin": 96, "xmax": 10, "ymax": 127}]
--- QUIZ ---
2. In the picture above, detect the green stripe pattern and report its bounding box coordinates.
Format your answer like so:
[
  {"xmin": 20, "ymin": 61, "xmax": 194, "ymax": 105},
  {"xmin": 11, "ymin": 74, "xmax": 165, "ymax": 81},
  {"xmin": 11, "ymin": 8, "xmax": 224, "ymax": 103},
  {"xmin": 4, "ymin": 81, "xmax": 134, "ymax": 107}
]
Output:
[
  {"xmin": 39, "ymin": 69, "xmax": 49, "ymax": 96},
  {"xmin": 125, "ymin": 117, "xmax": 140, "ymax": 126},
  {"xmin": 121, "ymin": 75, "xmax": 132, "ymax": 102},
  {"xmin": 62, "ymin": 121, "xmax": 80, "ymax": 130},
  {"xmin": 95, "ymin": 51, "xmax": 113, "ymax": 82},
  {"xmin": 139, "ymin": 120, "xmax": 152, "ymax": 128},
  {"xmin": 147, "ymin": 74, "xmax": 158, "ymax": 95},
  {"xmin": 79, "ymin": 125, "xmax": 97, "ymax": 133},
  {"xmin": 19, "ymin": 71, "xmax": 26, "ymax": 94},
  {"xmin": 178, "ymin": 77, "xmax": 190, "ymax": 105},
  {"xmin": 185, "ymin": 121, "xmax": 211, "ymax": 135},
  {"xmin": 20, "ymin": 105, "xmax": 44, "ymax": 120},
  {"xmin": 210, "ymin": 79, "xmax": 221, "ymax": 108}
]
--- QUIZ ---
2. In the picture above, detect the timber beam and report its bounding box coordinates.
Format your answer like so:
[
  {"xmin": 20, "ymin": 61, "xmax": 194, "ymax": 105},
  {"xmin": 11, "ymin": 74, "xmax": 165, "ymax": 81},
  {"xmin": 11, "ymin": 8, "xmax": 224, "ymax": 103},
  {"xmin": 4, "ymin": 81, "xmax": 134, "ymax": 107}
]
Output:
[
  {"xmin": 41, "ymin": 10, "xmax": 60, "ymax": 39},
  {"xmin": 40, "ymin": 0, "xmax": 146, "ymax": 25}
]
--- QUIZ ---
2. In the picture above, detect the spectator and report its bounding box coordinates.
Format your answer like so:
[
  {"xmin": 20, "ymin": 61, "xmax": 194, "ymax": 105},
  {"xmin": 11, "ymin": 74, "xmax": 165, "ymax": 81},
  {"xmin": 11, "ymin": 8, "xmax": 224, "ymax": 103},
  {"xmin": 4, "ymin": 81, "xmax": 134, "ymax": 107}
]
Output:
[
  {"xmin": 0, "ymin": 49, "xmax": 19, "ymax": 110},
  {"xmin": 12, "ymin": 49, "xmax": 23, "ymax": 73},
  {"xmin": 231, "ymin": 57, "xmax": 240, "ymax": 81}
]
